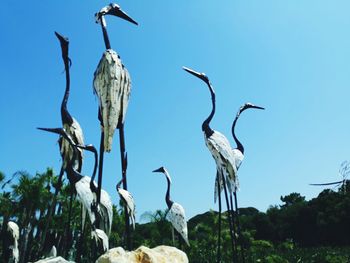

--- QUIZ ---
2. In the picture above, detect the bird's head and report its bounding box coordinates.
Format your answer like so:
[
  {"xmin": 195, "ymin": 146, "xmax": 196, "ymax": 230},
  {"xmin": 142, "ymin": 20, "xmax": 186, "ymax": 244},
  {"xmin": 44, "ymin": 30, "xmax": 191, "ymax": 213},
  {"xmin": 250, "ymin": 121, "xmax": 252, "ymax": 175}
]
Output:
[
  {"xmin": 95, "ymin": 3, "xmax": 138, "ymax": 25},
  {"xmin": 152, "ymin": 166, "xmax": 172, "ymax": 183},
  {"xmin": 75, "ymin": 144, "xmax": 97, "ymax": 154},
  {"xmin": 183, "ymin": 66, "xmax": 210, "ymax": 84},
  {"xmin": 152, "ymin": 166, "xmax": 166, "ymax": 174},
  {"xmin": 54, "ymin": 32, "xmax": 69, "ymax": 57},
  {"xmin": 238, "ymin": 103, "xmax": 265, "ymax": 116}
]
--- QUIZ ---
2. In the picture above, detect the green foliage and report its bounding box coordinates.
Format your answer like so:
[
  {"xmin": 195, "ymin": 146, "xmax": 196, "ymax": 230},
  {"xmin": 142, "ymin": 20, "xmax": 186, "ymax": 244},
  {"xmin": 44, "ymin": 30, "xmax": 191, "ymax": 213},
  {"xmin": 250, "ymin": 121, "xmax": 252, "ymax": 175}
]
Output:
[{"xmin": 1, "ymin": 169, "xmax": 350, "ymax": 262}]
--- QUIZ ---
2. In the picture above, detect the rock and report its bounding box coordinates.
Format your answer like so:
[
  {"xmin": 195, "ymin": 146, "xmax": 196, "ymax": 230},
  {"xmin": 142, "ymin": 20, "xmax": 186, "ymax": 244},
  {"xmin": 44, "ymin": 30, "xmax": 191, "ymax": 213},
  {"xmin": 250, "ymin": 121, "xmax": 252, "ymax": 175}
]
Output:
[
  {"xmin": 31, "ymin": 256, "xmax": 75, "ymax": 263},
  {"xmin": 96, "ymin": 245, "xmax": 188, "ymax": 263}
]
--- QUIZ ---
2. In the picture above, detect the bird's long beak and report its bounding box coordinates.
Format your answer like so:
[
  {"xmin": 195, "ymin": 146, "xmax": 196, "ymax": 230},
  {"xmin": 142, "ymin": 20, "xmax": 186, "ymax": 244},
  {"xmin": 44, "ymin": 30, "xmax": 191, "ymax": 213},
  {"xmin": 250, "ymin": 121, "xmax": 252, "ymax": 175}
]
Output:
[
  {"xmin": 183, "ymin": 66, "xmax": 208, "ymax": 83},
  {"xmin": 183, "ymin": 66, "xmax": 202, "ymax": 78},
  {"xmin": 97, "ymin": 4, "xmax": 138, "ymax": 25},
  {"xmin": 75, "ymin": 144, "xmax": 97, "ymax": 154},
  {"xmin": 37, "ymin": 127, "xmax": 63, "ymax": 135},
  {"xmin": 251, "ymin": 105, "xmax": 265, "ymax": 110},
  {"xmin": 37, "ymin": 127, "xmax": 72, "ymax": 143},
  {"xmin": 109, "ymin": 6, "xmax": 138, "ymax": 25},
  {"xmin": 152, "ymin": 167, "xmax": 163, "ymax": 173}
]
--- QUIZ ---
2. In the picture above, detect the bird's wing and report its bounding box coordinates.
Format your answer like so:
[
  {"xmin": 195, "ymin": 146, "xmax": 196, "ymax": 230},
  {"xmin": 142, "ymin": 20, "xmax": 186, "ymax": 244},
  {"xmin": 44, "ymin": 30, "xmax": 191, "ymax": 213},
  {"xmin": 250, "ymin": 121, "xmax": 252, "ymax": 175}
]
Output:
[
  {"xmin": 100, "ymin": 189, "xmax": 113, "ymax": 236},
  {"xmin": 75, "ymin": 177, "xmax": 96, "ymax": 225},
  {"xmin": 206, "ymin": 131, "xmax": 238, "ymax": 192},
  {"xmin": 91, "ymin": 229, "xmax": 109, "ymax": 252},
  {"xmin": 168, "ymin": 202, "xmax": 189, "ymax": 246},
  {"xmin": 120, "ymin": 65, "xmax": 131, "ymax": 125},
  {"xmin": 232, "ymin": 148, "xmax": 244, "ymax": 171},
  {"xmin": 60, "ymin": 121, "xmax": 84, "ymax": 171},
  {"xmin": 93, "ymin": 49, "xmax": 124, "ymax": 152},
  {"xmin": 118, "ymin": 188, "xmax": 136, "ymax": 229},
  {"xmin": 214, "ymin": 170, "xmax": 224, "ymax": 203}
]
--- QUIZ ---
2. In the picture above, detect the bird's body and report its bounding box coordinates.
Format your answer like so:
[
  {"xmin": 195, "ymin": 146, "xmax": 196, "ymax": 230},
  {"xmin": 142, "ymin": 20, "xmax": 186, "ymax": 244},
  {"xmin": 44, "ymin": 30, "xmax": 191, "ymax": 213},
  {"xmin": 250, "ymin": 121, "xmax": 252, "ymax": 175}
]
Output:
[
  {"xmin": 93, "ymin": 49, "xmax": 131, "ymax": 152},
  {"xmin": 153, "ymin": 167, "xmax": 189, "ymax": 246},
  {"xmin": 7, "ymin": 221, "xmax": 19, "ymax": 263},
  {"xmin": 167, "ymin": 202, "xmax": 189, "ymax": 246},
  {"xmin": 206, "ymin": 130, "xmax": 238, "ymax": 200},
  {"xmin": 117, "ymin": 180, "xmax": 136, "ymax": 229}
]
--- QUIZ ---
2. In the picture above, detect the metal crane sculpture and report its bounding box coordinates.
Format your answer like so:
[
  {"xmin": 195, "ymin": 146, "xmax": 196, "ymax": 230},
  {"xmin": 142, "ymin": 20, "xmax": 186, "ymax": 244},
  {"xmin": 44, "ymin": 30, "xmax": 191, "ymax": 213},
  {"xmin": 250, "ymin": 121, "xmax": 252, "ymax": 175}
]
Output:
[
  {"xmin": 93, "ymin": 4, "xmax": 137, "ymax": 249},
  {"xmin": 183, "ymin": 66, "xmax": 237, "ymax": 263},
  {"xmin": 117, "ymin": 176, "xmax": 136, "ymax": 230},
  {"xmin": 152, "ymin": 167, "xmax": 190, "ymax": 246},
  {"xmin": 310, "ymin": 160, "xmax": 350, "ymax": 193},
  {"xmin": 38, "ymin": 127, "xmax": 112, "ymax": 254},
  {"xmin": 7, "ymin": 221, "xmax": 19, "ymax": 263},
  {"xmin": 41, "ymin": 31, "xmax": 85, "ymax": 254},
  {"xmin": 229, "ymin": 102, "xmax": 265, "ymax": 263}
]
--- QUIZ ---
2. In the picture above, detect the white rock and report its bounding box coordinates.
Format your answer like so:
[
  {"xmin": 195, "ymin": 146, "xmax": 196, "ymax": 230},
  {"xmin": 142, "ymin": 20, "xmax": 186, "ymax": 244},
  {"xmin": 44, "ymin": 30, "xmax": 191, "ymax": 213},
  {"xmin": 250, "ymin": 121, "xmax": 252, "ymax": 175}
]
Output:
[{"xmin": 96, "ymin": 245, "xmax": 188, "ymax": 263}]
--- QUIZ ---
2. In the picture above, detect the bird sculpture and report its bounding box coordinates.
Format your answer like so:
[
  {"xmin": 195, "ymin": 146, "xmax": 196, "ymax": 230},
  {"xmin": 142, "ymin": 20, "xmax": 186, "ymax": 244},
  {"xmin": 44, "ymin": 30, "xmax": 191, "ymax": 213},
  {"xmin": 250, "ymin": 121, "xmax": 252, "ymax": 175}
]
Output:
[
  {"xmin": 40, "ymin": 32, "xmax": 85, "ymax": 254},
  {"xmin": 183, "ymin": 66, "xmax": 237, "ymax": 262},
  {"xmin": 93, "ymin": 3, "xmax": 137, "ymax": 249},
  {"xmin": 229, "ymin": 102, "xmax": 264, "ymax": 263},
  {"xmin": 38, "ymin": 127, "xmax": 112, "ymax": 251},
  {"xmin": 117, "ymin": 176, "xmax": 136, "ymax": 230},
  {"xmin": 152, "ymin": 167, "xmax": 189, "ymax": 246},
  {"xmin": 93, "ymin": 4, "xmax": 137, "ymax": 152},
  {"xmin": 55, "ymin": 31, "xmax": 84, "ymax": 172},
  {"xmin": 7, "ymin": 221, "xmax": 19, "ymax": 263}
]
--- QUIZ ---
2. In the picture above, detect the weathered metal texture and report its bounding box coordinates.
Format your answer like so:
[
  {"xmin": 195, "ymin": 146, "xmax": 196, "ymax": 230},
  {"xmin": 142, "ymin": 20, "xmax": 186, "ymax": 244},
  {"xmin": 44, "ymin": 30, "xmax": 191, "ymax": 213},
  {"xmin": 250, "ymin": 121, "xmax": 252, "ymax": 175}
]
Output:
[
  {"xmin": 167, "ymin": 202, "xmax": 189, "ymax": 246},
  {"xmin": 93, "ymin": 49, "xmax": 131, "ymax": 152},
  {"xmin": 59, "ymin": 121, "xmax": 84, "ymax": 171},
  {"xmin": 117, "ymin": 187, "xmax": 136, "ymax": 229},
  {"xmin": 206, "ymin": 131, "xmax": 238, "ymax": 201}
]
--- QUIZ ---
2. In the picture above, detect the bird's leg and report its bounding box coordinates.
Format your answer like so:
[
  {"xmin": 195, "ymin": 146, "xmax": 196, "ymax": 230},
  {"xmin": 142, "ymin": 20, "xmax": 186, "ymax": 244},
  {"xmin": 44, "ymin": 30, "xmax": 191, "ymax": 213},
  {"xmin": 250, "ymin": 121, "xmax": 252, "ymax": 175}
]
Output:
[
  {"xmin": 97, "ymin": 128, "xmax": 104, "ymax": 207},
  {"xmin": 234, "ymin": 191, "xmax": 246, "ymax": 263},
  {"xmin": 118, "ymin": 123, "xmax": 131, "ymax": 250},
  {"xmin": 40, "ymin": 166, "xmax": 64, "ymax": 255},
  {"xmin": 216, "ymin": 175, "xmax": 222, "ymax": 263},
  {"xmin": 229, "ymin": 193, "xmax": 238, "ymax": 250},
  {"xmin": 222, "ymin": 176, "xmax": 238, "ymax": 263}
]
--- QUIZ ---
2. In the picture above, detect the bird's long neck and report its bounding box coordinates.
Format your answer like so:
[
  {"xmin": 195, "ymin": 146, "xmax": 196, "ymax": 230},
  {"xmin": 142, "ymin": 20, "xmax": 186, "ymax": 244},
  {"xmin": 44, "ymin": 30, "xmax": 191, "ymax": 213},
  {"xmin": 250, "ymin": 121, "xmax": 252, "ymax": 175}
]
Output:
[
  {"xmin": 66, "ymin": 142, "xmax": 83, "ymax": 184},
  {"xmin": 60, "ymin": 47, "xmax": 73, "ymax": 125},
  {"xmin": 164, "ymin": 172, "xmax": 173, "ymax": 208},
  {"xmin": 202, "ymin": 83, "xmax": 215, "ymax": 138},
  {"xmin": 100, "ymin": 17, "xmax": 111, "ymax": 50},
  {"xmin": 232, "ymin": 114, "xmax": 244, "ymax": 154},
  {"xmin": 116, "ymin": 178, "xmax": 123, "ymax": 190},
  {"xmin": 91, "ymin": 149, "xmax": 98, "ymax": 183}
]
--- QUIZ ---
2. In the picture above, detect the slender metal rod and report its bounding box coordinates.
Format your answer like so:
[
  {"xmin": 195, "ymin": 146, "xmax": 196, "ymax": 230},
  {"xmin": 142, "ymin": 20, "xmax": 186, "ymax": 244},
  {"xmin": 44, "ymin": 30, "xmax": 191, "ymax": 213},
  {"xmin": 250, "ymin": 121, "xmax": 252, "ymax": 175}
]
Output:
[
  {"xmin": 216, "ymin": 178, "xmax": 222, "ymax": 263},
  {"xmin": 97, "ymin": 130, "xmax": 104, "ymax": 207},
  {"xmin": 229, "ymin": 194, "xmax": 238, "ymax": 247},
  {"xmin": 222, "ymin": 176, "xmax": 238, "ymax": 263},
  {"xmin": 118, "ymin": 123, "xmax": 131, "ymax": 250},
  {"xmin": 234, "ymin": 191, "xmax": 246, "ymax": 263}
]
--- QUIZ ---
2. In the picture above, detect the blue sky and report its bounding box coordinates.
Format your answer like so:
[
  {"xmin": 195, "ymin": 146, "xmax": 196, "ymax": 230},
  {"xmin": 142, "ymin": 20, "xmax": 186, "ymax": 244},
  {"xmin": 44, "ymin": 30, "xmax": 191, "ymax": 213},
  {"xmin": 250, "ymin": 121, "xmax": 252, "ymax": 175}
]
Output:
[{"xmin": 1, "ymin": 1, "xmax": 350, "ymax": 221}]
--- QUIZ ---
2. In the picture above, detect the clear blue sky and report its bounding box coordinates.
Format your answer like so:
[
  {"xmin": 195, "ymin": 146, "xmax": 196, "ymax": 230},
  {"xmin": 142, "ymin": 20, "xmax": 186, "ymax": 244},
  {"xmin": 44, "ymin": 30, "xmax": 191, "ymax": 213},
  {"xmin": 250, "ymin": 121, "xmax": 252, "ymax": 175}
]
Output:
[{"xmin": 1, "ymin": 1, "xmax": 350, "ymax": 221}]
